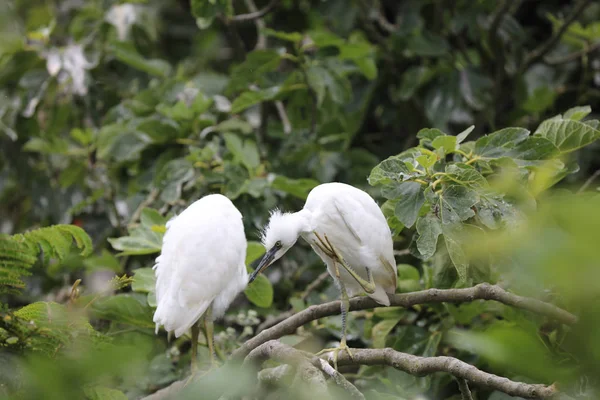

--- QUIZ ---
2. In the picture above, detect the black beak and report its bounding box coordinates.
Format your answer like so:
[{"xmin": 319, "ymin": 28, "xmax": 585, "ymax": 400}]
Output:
[{"xmin": 249, "ymin": 246, "xmax": 278, "ymax": 283}]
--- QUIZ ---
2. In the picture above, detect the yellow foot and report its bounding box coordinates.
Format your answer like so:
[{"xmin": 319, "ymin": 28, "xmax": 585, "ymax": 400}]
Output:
[{"xmin": 316, "ymin": 342, "xmax": 354, "ymax": 370}]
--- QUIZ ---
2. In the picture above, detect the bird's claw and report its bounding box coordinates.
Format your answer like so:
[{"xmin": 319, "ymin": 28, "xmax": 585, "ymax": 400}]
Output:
[{"xmin": 316, "ymin": 341, "xmax": 353, "ymax": 370}]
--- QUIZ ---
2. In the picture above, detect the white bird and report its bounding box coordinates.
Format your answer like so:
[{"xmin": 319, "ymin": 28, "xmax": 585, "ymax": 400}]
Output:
[
  {"xmin": 153, "ymin": 194, "xmax": 248, "ymax": 372},
  {"xmin": 249, "ymin": 182, "xmax": 397, "ymax": 367}
]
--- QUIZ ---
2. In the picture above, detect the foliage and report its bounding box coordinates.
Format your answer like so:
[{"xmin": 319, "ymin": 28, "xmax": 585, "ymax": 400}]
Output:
[{"xmin": 1, "ymin": 0, "xmax": 600, "ymax": 399}]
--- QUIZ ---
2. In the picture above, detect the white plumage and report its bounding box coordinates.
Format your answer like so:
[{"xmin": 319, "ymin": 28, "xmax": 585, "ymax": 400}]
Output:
[
  {"xmin": 255, "ymin": 182, "xmax": 397, "ymax": 304},
  {"xmin": 153, "ymin": 194, "xmax": 248, "ymax": 339},
  {"xmin": 250, "ymin": 182, "xmax": 397, "ymax": 367}
]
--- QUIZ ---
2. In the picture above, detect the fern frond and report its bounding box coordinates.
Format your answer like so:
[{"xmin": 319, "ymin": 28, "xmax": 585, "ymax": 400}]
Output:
[{"xmin": 0, "ymin": 225, "xmax": 94, "ymax": 295}]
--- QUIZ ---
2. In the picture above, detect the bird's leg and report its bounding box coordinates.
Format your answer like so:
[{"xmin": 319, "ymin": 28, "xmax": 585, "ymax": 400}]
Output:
[
  {"xmin": 190, "ymin": 321, "xmax": 200, "ymax": 373},
  {"xmin": 313, "ymin": 231, "xmax": 376, "ymax": 294},
  {"xmin": 204, "ymin": 305, "xmax": 218, "ymax": 369},
  {"xmin": 316, "ymin": 261, "xmax": 353, "ymax": 370}
]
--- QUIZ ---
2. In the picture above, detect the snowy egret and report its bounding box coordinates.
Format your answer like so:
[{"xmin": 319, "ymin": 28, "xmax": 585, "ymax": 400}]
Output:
[
  {"xmin": 249, "ymin": 182, "xmax": 397, "ymax": 367},
  {"xmin": 153, "ymin": 194, "xmax": 248, "ymax": 372}
]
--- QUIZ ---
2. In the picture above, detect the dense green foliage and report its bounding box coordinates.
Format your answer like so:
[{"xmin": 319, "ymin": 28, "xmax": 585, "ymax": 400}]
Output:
[{"xmin": 1, "ymin": 0, "xmax": 600, "ymax": 399}]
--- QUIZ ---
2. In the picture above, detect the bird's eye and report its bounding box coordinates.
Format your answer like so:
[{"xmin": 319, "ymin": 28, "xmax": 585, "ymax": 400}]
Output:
[{"xmin": 275, "ymin": 240, "xmax": 282, "ymax": 248}]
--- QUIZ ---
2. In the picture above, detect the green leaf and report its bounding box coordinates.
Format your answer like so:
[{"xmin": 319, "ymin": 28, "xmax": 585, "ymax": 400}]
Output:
[
  {"xmin": 534, "ymin": 119, "xmax": 600, "ymax": 154},
  {"xmin": 474, "ymin": 127, "xmax": 530, "ymax": 158},
  {"xmin": 416, "ymin": 213, "xmax": 442, "ymax": 259},
  {"xmin": 230, "ymin": 86, "xmax": 283, "ymax": 113},
  {"xmin": 381, "ymin": 200, "xmax": 404, "ymax": 236},
  {"xmin": 244, "ymin": 274, "xmax": 273, "ymax": 308},
  {"xmin": 397, "ymin": 66, "xmax": 430, "ymax": 101},
  {"xmin": 368, "ymin": 156, "xmax": 414, "ymax": 186},
  {"xmin": 262, "ymin": 28, "xmax": 303, "ymax": 43},
  {"xmin": 91, "ymin": 293, "xmax": 154, "ymax": 328},
  {"xmin": 444, "ymin": 163, "xmax": 488, "ymax": 190},
  {"xmin": 140, "ymin": 208, "xmax": 167, "ymax": 229},
  {"xmin": 109, "ymin": 42, "xmax": 171, "ymax": 77},
  {"xmin": 223, "ymin": 133, "xmax": 260, "ymax": 173},
  {"xmin": 132, "ymin": 267, "xmax": 156, "ymax": 293},
  {"xmin": 372, "ymin": 317, "xmax": 402, "ymax": 348},
  {"xmin": 246, "ymin": 241, "xmax": 265, "ymax": 266},
  {"xmin": 85, "ymin": 387, "xmax": 128, "ymax": 400},
  {"xmin": 271, "ymin": 176, "xmax": 319, "ymax": 200},
  {"xmin": 108, "ymin": 225, "xmax": 163, "ymax": 256},
  {"xmin": 431, "ymin": 135, "xmax": 457, "ymax": 154},
  {"xmin": 436, "ymin": 185, "xmax": 478, "ymax": 224},
  {"xmin": 83, "ymin": 250, "xmax": 123, "ymax": 273},
  {"xmin": 153, "ymin": 159, "xmax": 194, "ymax": 203},
  {"xmin": 442, "ymin": 225, "xmax": 468, "ymax": 283},
  {"xmin": 417, "ymin": 128, "xmax": 445, "ymax": 143},
  {"xmin": 415, "ymin": 154, "xmax": 436, "ymax": 169},
  {"xmin": 382, "ymin": 182, "xmax": 425, "ymax": 228},
  {"xmin": 563, "ymin": 105, "xmax": 591, "ymax": 121},
  {"xmin": 227, "ymin": 50, "xmax": 282, "ymax": 93},
  {"xmin": 223, "ymin": 163, "xmax": 249, "ymax": 200},
  {"xmin": 406, "ymin": 31, "xmax": 449, "ymax": 56},
  {"xmin": 396, "ymin": 264, "xmax": 420, "ymax": 281},
  {"xmin": 306, "ymin": 65, "xmax": 350, "ymax": 106},
  {"xmin": 456, "ymin": 126, "xmax": 474, "ymax": 144},
  {"xmin": 191, "ymin": 0, "xmax": 231, "ymax": 29}
]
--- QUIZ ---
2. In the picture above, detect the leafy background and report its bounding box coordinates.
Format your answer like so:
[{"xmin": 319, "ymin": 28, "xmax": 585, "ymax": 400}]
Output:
[{"xmin": 1, "ymin": 0, "xmax": 600, "ymax": 399}]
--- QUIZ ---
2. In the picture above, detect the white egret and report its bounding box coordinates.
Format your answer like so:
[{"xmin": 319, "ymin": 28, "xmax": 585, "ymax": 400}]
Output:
[
  {"xmin": 153, "ymin": 194, "xmax": 248, "ymax": 372},
  {"xmin": 249, "ymin": 182, "xmax": 397, "ymax": 367}
]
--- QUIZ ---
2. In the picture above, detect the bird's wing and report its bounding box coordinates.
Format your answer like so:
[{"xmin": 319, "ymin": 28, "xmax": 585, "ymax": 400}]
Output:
[
  {"xmin": 153, "ymin": 210, "xmax": 244, "ymax": 337},
  {"xmin": 332, "ymin": 197, "xmax": 362, "ymax": 244}
]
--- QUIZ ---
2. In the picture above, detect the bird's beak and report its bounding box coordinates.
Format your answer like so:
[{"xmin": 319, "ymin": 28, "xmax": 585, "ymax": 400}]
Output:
[{"xmin": 249, "ymin": 246, "xmax": 278, "ymax": 283}]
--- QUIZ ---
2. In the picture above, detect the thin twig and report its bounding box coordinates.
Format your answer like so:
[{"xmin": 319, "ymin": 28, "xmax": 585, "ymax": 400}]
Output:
[
  {"xmin": 128, "ymin": 188, "xmax": 159, "ymax": 227},
  {"xmin": 332, "ymin": 347, "xmax": 557, "ymax": 399},
  {"xmin": 577, "ymin": 169, "xmax": 600, "ymax": 193},
  {"xmin": 232, "ymin": 283, "xmax": 577, "ymax": 360},
  {"xmin": 373, "ymin": 0, "xmax": 398, "ymax": 33},
  {"xmin": 457, "ymin": 378, "xmax": 475, "ymax": 400},
  {"xmin": 520, "ymin": 0, "xmax": 593, "ymax": 72},
  {"xmin": 546, "ymin": 41, "xmax": 600, "ymax": 65},
  {"xmin": 231, "ymin": 0, "xmax": 278, "ymax": 22},
  {"xmin": 275, "ymin": 100, "xmax": 292, "ymax": 134},
  {"xmin": 244, "ymin": 0, "xmax": 267, "ymax": 50},
  {"xmin": 393, "ymin": 249, "xmax": 410, "ymax": 257}
]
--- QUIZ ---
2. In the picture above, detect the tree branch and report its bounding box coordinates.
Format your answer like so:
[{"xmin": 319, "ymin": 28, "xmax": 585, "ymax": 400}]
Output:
[
  {"xmin": 231, "ymin": 0, "xmax": 278, "ymax": 22},
  {"xmin": 245, "ymin": 340, "xmax": 364, "ymax": 400},
  {"xmin": 332, "ymin": 348, "xmax": 557, "ymax": 399},
  {"xmin": 546, "ymin": 41, "xmax": 600, "ymax": 65},
  {"xmin": 578, "ymin": 169, "xmax": 600, "ymax": 193},
  {"xmin": 232, "ymin": 283, "xmax": 577, "ymax": 360},
  {"xmin": 520, "ymin": 0, "xmax": 593, "ymax": 72},
  {"xmin": 457, "ymin": 378, "xmax": 474, "ymax": 400}
]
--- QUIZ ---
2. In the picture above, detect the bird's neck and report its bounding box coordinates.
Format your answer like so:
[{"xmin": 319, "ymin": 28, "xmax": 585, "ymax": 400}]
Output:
[{"xmin": 290, "ymin": 208, "xmax": 313, "ymax": 236}]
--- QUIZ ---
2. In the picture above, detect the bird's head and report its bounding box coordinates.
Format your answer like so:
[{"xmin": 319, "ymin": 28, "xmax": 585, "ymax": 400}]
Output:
[{"xmin": 249, "ymin": 209, "xmax": 304, "ymax": 283}]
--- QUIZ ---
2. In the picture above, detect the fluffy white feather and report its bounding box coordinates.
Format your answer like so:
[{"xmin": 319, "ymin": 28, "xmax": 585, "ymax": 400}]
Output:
[{"xmin": 153, "ymin": 194, "xmax": 248, "ymax": 338}]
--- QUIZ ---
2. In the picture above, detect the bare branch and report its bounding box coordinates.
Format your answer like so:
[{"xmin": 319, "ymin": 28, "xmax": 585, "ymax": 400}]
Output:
[
  {"xmin": 578, "ymin": 169, "xmax": 600, "ymax": 193},
  {"xmin": 128, "ymin": 188, "xmax": 159, "ymax": 228},
  {"xmin": 332, "ymin": 348, "xmax": 557, "ymax": 399},
  {"xmin": 457, "ymin": 378, "xmax": 474, "ymax": 400},
  {"xmin": 231, "ymin": 0, "xmax": 278, "ymax": 22},
  {"xmin": 246, "ymin": 340, "xmax": 364, "ymax": 400},
  {"xmin": 520, "ymin": 0, "xmax": 593, "ymax": 72},
  {"xmin": 547, "ymin": 41, "xmax": 600, "ymax": 65},
  {"xmin": 232, "ymin": 283, "xmax": 577, "ymax": 360}
]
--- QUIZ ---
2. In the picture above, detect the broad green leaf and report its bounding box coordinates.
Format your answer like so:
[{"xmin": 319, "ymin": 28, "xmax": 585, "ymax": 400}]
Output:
[
  {"xmin": 108, "ymin": 235, "xmax": 161, "ymax": 256},
  {"xmin": 230, "ymin": 87, "xmax": 281, "ymax": 113},
  {"xmin": 153, "ymin": 158, "xmax": 194, "ymax": 203},
  {"xmin": 271, "ymin": 175, "xmax": 319, "ymax": 200},
  {"xmin": 435, "ymin": 185, "xmax": 478, "ymax": 224},
  {"xmin": 223, "ymin": 133, "xmax": 260, "ymax": 172},
  {"xmin": 416, "ymin": 213, "xmax": 442, "ymax": 259},
  {"xmin": 415, "ymin": 154, "xmax": 436, "ymax": 169},
  {"xmin": 406, "ymin": 31, "xmax": 449, "ymax": 56},
  {"xmin": 223, "ymin": 163, "xmax": 249, "ymax": 200},
  {"xmin": 474, "ymin": 127, "xmax": 530, "ymax": 158},
  {"xmin": 91, "ymin": 293, "xmax": 154, "ymax": 328},
  {"xmin": 246, "ymin": 241, "xmax": 265, "ymax": 266},
  {"xmin": 372, "ymin": 317, "xmax": 402, "ymax": 348},
  {"xmin": 244, "ymin": 273, "xmax": 273, "ymax": 308},
  {"xmin": 382, "ymin": 182, "xmax": 425, "ymax": 228},
  {"xmin": 109, "ymin": 42, "xmax": 171, "ymax": 77},
  {"xmin": 83, "ymin": 249, "xmax": 123, "ymax": 273},
  {"xmin": 416, "ymin": 128, "xmax": 445, "ymax": 142},
  {"xmin": 140, "ymin": 208, "xmax": 167, "ymax": 228},
  {"xmin": 132, "ymin": 267, "xmax": 156, "ymax": 293},
  {"xmin": 305, "ymin": 65, "xmax": 351, "ymax": 106},
  {"xmin": 563, "ymin": 105, "xmax": 591, "ymax": 121},
  {"xmin": 508, "ymin": 136, "xmax": 560, "ymax": 162},
  {"xmin": 444, "ymin": 163, "xmax": 488, "ymax": 190},
  {"xmin": 396, "ymin": 264, "xmax": 420, "ymax": 281},
  {"xmin": 442, "ymin": 227, "xmax": 468, "ymax": 283},
  {"xmin": 431, "ymin": 135, "xmax": 457, "ymax": 154},
  {"xmin": 397, "ymin": 66, "xmax": 431, "ymax": 101},
  {"xmin": 227, "ymin": 50, "xmax": 282, "ymax": 93},
  {"xmin": 368, "ymin": 156, "xmax": 414, "ymax": 186},
  {"xmin": 534, "ymin": 119, "xmax": 600, "ymax": 154},
  {"xmin": 456, "ymin": 126, "xmax": 474, "ymax": 144},
  {"xmin": 381, "ymin": 199, "xmax": 404, "ymax": 235}
]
